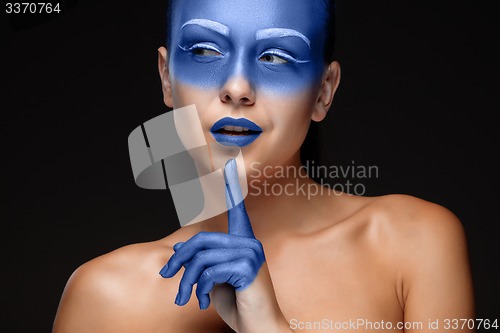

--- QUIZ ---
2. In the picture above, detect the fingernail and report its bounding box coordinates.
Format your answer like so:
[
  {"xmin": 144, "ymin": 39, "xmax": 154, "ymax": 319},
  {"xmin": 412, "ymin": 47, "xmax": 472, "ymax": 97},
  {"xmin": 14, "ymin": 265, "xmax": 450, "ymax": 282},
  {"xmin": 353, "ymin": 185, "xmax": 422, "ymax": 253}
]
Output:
[
  {"xmin": 224, "ymin": 159, "xmax": 236, "ymax": 184},
  {"xmin": 159, "ymin": 264, "xmax": 169, "ymax": 277},
  {"xmin": 224, "ymin": 159, "xmax": 243, "ymax": 207}
]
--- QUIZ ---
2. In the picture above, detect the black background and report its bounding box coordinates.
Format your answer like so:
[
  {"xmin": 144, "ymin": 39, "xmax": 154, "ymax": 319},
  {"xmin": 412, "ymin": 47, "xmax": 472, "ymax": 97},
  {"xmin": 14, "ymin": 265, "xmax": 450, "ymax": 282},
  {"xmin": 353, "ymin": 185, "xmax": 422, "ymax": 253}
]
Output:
[{"xmin": 1, "ymin": 1, "xmax": 499, "ymax": 331}]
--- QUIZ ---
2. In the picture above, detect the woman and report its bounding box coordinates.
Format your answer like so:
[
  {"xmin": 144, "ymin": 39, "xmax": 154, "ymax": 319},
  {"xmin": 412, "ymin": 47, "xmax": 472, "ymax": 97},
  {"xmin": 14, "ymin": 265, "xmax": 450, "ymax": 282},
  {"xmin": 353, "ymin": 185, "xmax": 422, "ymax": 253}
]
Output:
[{"xmin": 53, "ymin": 0, "xmax": 474, "ymax": 332}]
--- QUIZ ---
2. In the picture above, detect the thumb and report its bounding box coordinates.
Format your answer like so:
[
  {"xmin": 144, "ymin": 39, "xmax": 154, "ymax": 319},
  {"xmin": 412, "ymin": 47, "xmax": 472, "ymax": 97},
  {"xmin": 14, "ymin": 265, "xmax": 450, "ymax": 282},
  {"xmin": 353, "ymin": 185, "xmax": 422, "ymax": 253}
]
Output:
[{"xmin": 224, "ymin": 159, "xmax": 255, "ymax": 238}]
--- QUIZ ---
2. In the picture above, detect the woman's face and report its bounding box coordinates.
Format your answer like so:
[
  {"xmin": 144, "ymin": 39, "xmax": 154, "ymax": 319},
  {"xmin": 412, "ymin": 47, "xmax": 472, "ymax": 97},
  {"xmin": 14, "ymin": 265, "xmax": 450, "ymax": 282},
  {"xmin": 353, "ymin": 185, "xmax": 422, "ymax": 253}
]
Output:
[{"xmin": 160, "ymin": 0, "xmax": 339, "ymax": 176}]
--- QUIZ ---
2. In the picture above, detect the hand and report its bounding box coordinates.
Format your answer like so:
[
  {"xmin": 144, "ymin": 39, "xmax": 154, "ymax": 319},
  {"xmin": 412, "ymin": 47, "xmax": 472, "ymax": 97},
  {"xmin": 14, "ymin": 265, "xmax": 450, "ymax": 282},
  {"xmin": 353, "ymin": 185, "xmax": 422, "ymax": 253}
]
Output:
[{"xmin": 160, "ymin": 159, "xmax": 293, "ymax": 332}]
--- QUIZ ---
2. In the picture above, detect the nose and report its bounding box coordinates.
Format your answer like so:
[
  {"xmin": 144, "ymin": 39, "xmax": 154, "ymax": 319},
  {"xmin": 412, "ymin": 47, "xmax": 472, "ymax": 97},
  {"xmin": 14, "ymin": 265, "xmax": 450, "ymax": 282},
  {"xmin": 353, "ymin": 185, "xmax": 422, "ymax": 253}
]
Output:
[{"xmin": 219, "ymin": 75, "xmax": 256, "ymax": 106}]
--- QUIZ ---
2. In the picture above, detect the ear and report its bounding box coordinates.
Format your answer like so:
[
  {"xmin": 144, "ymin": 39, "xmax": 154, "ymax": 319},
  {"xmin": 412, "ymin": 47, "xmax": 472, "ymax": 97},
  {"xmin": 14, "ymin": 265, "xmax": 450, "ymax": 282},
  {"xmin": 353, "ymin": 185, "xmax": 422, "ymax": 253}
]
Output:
[
  {"xmin": 311, "ymin": 61, "xmax": 341, "ymax": 122},
  {"xmin": 158, "ymin": 46, "xmax": 173, "ymax": 108}
]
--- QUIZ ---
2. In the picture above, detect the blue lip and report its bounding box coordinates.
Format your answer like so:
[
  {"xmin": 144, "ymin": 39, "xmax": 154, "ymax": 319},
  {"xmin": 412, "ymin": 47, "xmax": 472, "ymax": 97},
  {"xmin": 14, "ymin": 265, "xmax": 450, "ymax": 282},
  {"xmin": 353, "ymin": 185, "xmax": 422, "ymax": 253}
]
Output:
[{"xmin": 210, "ymin": 117, "xmax": 263, "ymax": 147}]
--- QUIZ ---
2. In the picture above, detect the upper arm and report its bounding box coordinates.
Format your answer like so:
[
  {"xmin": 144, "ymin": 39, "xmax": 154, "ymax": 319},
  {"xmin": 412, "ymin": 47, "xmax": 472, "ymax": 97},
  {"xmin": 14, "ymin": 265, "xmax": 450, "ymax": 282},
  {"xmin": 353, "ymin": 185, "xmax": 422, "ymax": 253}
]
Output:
[
  {"xmin": 52, "ymin": 261, "xmax": 130, "ymax": 333},
  {"xmin": 400, "ymin": 204, "xmax": 474, "ymax": 332}
]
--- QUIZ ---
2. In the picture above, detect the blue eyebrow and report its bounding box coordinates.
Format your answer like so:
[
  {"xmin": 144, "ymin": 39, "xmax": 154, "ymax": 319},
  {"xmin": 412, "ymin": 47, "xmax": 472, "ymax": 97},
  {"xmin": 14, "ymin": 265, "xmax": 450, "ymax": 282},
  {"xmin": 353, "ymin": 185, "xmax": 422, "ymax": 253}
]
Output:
[
  {"xmin": 255, "ymin": 28, "xmax": 311, "ymax": 49},
  {"xmin": 181, "ymin": 19, "xmax": 230, "ymax": 36}
]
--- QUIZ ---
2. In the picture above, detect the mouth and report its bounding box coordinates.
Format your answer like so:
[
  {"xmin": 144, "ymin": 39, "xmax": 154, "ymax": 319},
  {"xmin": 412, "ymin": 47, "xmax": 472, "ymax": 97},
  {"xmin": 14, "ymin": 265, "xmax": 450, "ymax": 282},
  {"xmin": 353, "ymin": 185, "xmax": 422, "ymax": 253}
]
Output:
[{"xmin": 210, "ymin": 117, "xmax": 263, "ymax": 147}]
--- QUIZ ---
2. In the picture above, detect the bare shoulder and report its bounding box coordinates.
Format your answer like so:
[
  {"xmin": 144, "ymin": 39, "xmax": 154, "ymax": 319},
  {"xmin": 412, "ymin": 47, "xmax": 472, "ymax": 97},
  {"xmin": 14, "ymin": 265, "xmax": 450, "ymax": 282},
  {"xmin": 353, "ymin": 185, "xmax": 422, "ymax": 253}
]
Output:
[
  {"xmin": 52, "ymin": 239, "xmax": 170, "ymax": 332},
  {"xmin": 363, "ymin": 194, "xmax": 467, "ymax": 251},
  {"xmin": 53, "ymin": 221, "xmax": 228, "ymax": 333},
  {"xmin": 341, "ymin": 194, "xmax": 474, "ymax": 317},
  {"xmin": 333, "ymin": 193, "xmax": 467, "ymax": 248}
]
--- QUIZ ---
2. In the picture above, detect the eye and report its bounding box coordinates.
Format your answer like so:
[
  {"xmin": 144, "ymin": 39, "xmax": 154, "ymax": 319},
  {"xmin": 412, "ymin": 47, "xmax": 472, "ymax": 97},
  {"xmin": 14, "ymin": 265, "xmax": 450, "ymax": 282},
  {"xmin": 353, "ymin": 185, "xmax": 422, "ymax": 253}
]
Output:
[
  {"xmin": 179, "ymin": 43, "xmax": 223, "ymax": 57},
  {"xmin": 189, "ymin": 43, "xmax": 222, "ymax": 57},
  {"xmin": 259, "ymin": 53, "xmax": 289, "ymax": 64},
  {"xmin": 192, "ymin": 47, "xmax": 222, "ymax": 57},
  {"xmin": 258, "ymin": 49, "xmax": 311, "ymax": 65}
]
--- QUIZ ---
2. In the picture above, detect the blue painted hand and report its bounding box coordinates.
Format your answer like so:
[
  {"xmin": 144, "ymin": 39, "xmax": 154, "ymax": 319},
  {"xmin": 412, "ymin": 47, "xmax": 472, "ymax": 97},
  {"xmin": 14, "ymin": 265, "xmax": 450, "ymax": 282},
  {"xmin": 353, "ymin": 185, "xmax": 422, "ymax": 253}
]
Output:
[
  {"xmin": 159, "ymin": 159, "xmax": 292, "ymax": 332},
  {"xmin": 160, "ymin": 158, "xmax": 265, "ymax": 309}
]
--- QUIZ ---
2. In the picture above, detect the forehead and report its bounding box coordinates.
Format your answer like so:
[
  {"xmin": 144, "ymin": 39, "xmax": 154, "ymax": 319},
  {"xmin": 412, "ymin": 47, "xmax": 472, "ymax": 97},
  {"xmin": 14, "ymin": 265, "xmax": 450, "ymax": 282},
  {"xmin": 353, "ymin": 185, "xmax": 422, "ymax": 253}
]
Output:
[{"xmin": 169, "ymin": 0, "xmax": 327, "ymax": 40}]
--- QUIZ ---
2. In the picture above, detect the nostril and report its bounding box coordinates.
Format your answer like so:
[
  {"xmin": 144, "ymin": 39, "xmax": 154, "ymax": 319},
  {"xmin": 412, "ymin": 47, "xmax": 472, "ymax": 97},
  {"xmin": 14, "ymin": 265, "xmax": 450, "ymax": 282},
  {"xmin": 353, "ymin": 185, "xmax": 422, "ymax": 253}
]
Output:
[
  {"xmin": 219, "ymin": 76, "xmax": 256, "ymax": 105},
  {"xmin": 221, "ymin": 94, "xmax": 254, "ymax": 106}
]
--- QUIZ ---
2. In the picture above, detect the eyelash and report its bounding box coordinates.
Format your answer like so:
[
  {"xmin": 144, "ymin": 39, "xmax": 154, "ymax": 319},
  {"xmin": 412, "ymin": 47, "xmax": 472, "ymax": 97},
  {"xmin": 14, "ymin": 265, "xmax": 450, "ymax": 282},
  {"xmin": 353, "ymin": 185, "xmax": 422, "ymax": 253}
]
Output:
[
  {"xmin": 258, "ymin": 50, "xmax": 300, "ymax": 64},
  {"xmin": 179, "ymin": 43, "xmax": 224, "ymax": 57},
  {"xmin": 179, "ymin": 44, "xmax": 310, "ymax": 65}
]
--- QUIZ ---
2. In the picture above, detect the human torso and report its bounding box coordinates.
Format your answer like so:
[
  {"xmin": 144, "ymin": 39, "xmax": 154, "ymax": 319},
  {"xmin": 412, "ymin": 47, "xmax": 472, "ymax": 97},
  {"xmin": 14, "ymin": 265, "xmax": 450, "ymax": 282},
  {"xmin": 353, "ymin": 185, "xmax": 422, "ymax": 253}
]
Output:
[{"xmin": 114, "ymin": 194, "xmax": 407, "ymax": 333}]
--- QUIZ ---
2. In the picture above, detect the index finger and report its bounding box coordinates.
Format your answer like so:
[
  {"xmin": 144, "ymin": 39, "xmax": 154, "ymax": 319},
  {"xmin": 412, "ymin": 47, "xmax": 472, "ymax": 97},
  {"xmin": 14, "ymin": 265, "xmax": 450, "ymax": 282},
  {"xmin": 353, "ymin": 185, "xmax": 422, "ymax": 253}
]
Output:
[{"xmin": 224, "ymin": 159, "xmax": 255, "ymax": 238}]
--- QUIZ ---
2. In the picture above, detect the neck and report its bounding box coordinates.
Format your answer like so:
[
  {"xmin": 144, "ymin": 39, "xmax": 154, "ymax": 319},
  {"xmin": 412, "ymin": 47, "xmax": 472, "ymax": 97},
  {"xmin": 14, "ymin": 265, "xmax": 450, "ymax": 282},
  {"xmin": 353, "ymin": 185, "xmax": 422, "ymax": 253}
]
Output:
[
  {"xmin": 189, "ymin": 152, "xmax": 335, "ymax": 237},
  {"xmin": 235, "ymin": 153, "xmax": 329, "ymax": 237}
]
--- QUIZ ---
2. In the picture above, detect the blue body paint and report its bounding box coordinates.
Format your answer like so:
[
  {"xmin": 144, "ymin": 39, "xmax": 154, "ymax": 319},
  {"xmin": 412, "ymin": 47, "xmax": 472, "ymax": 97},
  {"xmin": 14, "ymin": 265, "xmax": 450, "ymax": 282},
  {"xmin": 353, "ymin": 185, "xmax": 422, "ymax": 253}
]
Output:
[
  {"xmin": 160, "ymin": 159, "xmax": 264, "ymax": 310},
  {"xmin": 160, "ymin": 0, "xmax": 332, "ymax": 309},
  {"xmin": 168, "ymin": 0, "xmax": 327, "ymax": 94}
]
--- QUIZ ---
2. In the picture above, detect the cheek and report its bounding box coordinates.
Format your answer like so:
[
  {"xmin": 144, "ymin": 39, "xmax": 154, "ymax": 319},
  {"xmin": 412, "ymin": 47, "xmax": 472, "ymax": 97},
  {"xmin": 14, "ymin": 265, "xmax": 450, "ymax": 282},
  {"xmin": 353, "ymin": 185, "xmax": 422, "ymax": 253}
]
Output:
[
  {"xmin": 171, "ymin": 80, "xmax": 216, "ymax": 109},
  {"xmin": 260, "ymin": 90, "xmax": 317, "ymax": 157},
  {"xmin": 264, "ymin": 89, "xmax": 316, "ymax": 134},
  {"xmin": 170, "ymin": 82, "xmax": 226, "ymax": 149}
]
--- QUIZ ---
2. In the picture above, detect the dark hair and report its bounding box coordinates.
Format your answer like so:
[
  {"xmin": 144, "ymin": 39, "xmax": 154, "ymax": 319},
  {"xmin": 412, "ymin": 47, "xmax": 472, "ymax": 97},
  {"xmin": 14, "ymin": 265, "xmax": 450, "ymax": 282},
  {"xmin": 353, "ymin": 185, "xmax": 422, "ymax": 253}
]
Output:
[
  {"xmin": 322, "ymin": 0, "xmax": 337, "ymax": 64},
  {"xmin": 301, "ymin": 0, "xmax": 337, "ymax": 176},
  {"xmin": 164, "ymin": 0, "xmax": 337, "ymax": 177}
]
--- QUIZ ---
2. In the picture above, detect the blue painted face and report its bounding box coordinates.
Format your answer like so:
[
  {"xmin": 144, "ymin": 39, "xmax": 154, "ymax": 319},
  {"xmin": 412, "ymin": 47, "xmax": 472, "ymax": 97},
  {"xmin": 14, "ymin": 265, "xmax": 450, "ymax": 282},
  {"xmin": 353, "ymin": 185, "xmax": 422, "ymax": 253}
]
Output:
[{"xmin": 168, "ymin": 0, "xmax": 328, "ymax": 94}]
